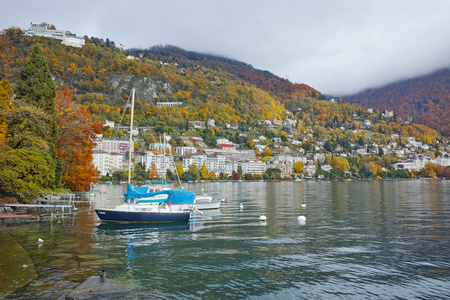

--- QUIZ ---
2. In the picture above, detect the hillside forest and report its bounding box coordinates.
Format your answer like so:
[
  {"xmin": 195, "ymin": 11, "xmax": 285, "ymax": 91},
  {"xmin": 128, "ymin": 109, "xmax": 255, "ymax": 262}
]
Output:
[
  {"xmin": 347, "ymin": 69, "xmax": 450, "ymax": 137},
  {"xmin": 0, "ymin": 27, "xmax": 448, "ymax": 202}
]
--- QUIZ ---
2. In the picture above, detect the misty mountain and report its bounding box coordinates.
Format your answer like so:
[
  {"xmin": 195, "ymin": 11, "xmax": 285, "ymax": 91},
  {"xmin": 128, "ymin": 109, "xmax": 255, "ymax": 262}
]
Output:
[{"xmin": 346, "ymin": 69, "xmax": 450, "ymax": 136}]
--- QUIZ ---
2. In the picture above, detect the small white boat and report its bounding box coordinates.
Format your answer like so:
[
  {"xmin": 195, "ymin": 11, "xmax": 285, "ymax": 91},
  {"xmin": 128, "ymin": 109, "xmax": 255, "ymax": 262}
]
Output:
[{"xmin": 193, "ymin": 194, "xmax": 221, "ymax": 210}]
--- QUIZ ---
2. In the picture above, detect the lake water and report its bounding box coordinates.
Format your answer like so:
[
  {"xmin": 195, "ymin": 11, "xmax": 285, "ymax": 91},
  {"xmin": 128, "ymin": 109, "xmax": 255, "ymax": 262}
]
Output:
[{"xmin": 1, "ymin": 180, "xmax": 449, "ymax": 299}]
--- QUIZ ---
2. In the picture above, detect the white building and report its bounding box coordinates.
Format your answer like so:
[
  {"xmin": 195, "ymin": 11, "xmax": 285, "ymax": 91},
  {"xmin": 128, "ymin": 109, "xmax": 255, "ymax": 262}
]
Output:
[
  {"xmin": 436, "ymin": 155, "xmax": 450, "ymax": 167},
  {"xmin": 140, "ymin": 152, "xmax": 176, "ymax": 177},
  {"xmin": 26, "ymin": 22, "xmax": 85, "ymax": 48},
  {"xmin": 182, "ymin": 153, "xmax": 228, "ymax": 175},
  {"xmin": 175, "ymin": 146, "xmax": 197, "ymax": 156},
  {"xmin": 93, "ymin": 152, "xmax": 125, "ymax": 176},
  {"xmin": 149, "ymin": 142, "xmax": 172, "ymax": 154},
  {"xmin": 266, "ymin": 160, "xmax": 293, "ymax": 178},
  {"xmin": 93, "ymin": 135, "xmax": 130, "ymax": 155},
  {"xmin": 392, "ymin": 161, "xmax": 420, "ymax": 172},
  {"xmin": 241, "ymin": 160, "xmax": 266, "ymax": 176},
  {"xmin": 303, "ymin": 160, "xmax": 316, "ymax": 176},
  {"xmin": 356, "ymin": 147, "xmax": 369, "ymax": 155},
  {"xmin": 321, "ymin": 165, "xmax": 332, "ymax": 172}
]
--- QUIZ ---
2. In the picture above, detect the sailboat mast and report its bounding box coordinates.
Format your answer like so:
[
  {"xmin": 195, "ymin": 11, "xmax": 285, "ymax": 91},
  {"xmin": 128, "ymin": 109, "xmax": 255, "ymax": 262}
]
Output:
[{"xmin": 128, "ymin": 89, "xmax": 135, "ymax": 183}]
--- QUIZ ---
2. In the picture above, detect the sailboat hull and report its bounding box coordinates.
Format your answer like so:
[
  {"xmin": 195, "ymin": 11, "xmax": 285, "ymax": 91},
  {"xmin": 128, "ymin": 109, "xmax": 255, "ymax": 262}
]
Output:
[{"xmin": 95, "ymin": 209, "xmax": 190, "ymax": 223}]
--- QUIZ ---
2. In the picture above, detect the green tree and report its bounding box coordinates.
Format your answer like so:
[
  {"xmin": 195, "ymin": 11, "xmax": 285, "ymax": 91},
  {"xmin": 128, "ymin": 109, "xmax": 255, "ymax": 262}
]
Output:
[
  {"xmin": 112, "ymin": 170, "xmax": 127, "ymax": 182},
  {"xmin": 265, "ymin": 168, "xmax": 281, "ymax": 179},
  {"xmin": 357, "ymin": 137, "xmax": 365, "ymax": 146},
  {"xmin": 14, "ymin": 44, "xmax": 60, "ymax": 186},
  {"xmin": 0, "ymin": 147, "xmax": 55, "ymax": 203},
  {"xmin": 359, "ymin": 164, "xmax": 372, "ymax": 178},
  {"xmin": 2, "ymin": 99, "xmax": 51, "ymax": 151},
  {"xmin": 324, "ymin": 140, "xmax": 333, "ymax": 152},
  {"xmin": 180, "ymin": 171, "xmax": 198, "ymax": 181},
  {"xmin": 134, "ymin": 162, "xmax": 147, "ymax": 182},
  {"xmin": 188, "ymin": 164, "xmax": 200, "ymax": 180},
  {"xmin": 166, "ymin": 169, "xmax": 176, "ymax": 182}
]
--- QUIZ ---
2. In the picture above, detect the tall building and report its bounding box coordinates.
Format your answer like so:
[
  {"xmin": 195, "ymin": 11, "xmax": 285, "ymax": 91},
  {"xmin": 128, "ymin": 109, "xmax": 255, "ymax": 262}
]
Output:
[
  {"xmin": 93, "ymin": 135, "xmax": 130, "ymax": 155},
  {"xmin": 93, "ymin": 152, "xmax": 125, "ymax": 176}
]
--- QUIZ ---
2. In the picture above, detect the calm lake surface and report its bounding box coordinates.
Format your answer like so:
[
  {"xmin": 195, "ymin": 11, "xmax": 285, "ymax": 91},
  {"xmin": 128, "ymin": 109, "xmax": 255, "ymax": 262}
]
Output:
[{"xmin": 1, "ymin": 180, "xmax": 450, "ymax": 299}]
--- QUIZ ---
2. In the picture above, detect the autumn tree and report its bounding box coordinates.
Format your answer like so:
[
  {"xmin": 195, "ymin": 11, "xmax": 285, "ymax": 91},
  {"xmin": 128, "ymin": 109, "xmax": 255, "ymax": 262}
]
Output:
[
  {"xmin": 330, "ymin": 156, "xmax": 350, "ymax": 172},
  {"xmin": 55, "ymin": 87, "xmax": 101, "ymax": 191},
  {"xmin": 201, "ymin": 162, "xmax": 209, "ymax": 179},
  {"xmin": 0, "ymin": 79, "xmax": 14, "ymax": 144},
  {"xmin": 148, "ymin": 162, "xmax": 159, "ymax": 179},
  {"xmin": 421, "ymin": 162, "xmax": 437, "ymax": 178},
  {"xmin": 176, "ymin": 164, "xmax": 184, "ymax": 176},
  {"xmin": 294, "ymin": 161, "xmax": 304, "ymax": 173}
]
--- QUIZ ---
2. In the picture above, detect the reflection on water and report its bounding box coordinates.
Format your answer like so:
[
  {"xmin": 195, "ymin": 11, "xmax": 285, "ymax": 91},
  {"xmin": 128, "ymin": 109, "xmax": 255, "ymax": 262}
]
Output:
[{"xmin": 1, "ymin": 180, "xmax": 450, "ymax": 299}]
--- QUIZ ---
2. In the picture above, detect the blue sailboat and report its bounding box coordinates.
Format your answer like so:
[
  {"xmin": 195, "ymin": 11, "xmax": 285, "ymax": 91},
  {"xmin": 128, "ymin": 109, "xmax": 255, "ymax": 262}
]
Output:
[
  {"xmin": 95, "ymin": 89, "xmax": 193, "ymax": 223},
  {"xmin": 95, "ymin": 184, "xmax": 194, "ymax": 223}
]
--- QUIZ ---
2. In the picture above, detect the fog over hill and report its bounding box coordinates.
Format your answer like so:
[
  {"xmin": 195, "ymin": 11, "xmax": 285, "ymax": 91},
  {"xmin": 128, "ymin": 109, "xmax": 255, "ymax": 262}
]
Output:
[
  {"xmin": 2, "ymin": 0, "xmax": 450, "ymax": 95},
  {"xmin": 346, "ymin": 68, "xmax": 450, "ymax": 136}
]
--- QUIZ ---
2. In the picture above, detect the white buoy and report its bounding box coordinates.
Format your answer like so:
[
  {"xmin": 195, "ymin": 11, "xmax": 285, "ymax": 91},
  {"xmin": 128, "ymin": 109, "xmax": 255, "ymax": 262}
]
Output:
[
  {"xmin": 38, "ymin": 238, "xmax": 44, "ymax": 243},
  {"xmin": 239, "ymin": 203, "xmax": 244, "ymax": 209},
  {"xmin": 259, "ymin": 215, "xmax": 267, "ymax": 221},
  {"xmin": 301, "ymin": 204, "xmax": 306, "ymax": 208},
  {"xmin": 297, "ymin": 215, "xmax": 306, "ymax": 224}
]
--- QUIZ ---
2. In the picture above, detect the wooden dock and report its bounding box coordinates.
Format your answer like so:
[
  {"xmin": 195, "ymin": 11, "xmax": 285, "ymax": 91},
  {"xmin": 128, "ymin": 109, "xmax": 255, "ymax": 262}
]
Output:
[
  {"xmin": 0, "ymin": 192, "xmax": 90, "ymax": 223},
  {"xmin": 0, "ymin": 211, "xmax": 69, "ymax": 224},
  {"xmin": 0, "ymin": 214, "xmax": 39, "ymax": 219},
  {"xmin": 1, "ymin": 203, "xmax": 74, "ymax": 211},
  {"xmin": 0, "ymin": 203, "xmax": 75, "ymax": 223}
]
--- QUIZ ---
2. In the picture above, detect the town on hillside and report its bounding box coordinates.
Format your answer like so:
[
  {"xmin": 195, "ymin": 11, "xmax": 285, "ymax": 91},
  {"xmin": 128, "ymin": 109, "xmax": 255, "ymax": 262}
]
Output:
[{"xmin": 93, "ymin": 117, "xmax": 450, "ymax": 182}]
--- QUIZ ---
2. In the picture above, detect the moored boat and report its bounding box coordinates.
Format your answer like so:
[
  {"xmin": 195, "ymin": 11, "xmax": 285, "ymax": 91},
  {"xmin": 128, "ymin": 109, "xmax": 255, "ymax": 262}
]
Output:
[
  {"xmin": 94, "ymin": 89, "xmax": 192, "ymax": 223},
  {"xmin": 95, "ymin": 187, "xmax": 194, "ymax": 223}
]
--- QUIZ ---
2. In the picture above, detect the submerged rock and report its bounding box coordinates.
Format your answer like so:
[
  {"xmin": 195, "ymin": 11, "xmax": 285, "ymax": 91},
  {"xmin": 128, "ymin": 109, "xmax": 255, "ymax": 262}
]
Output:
[
  {"xmin": 66, "ymin": 276, "xmax": 136, "ymax": 300},
  {"xmin": 0, "ymin": 233, "xmax": 37, "ymax": 298}
]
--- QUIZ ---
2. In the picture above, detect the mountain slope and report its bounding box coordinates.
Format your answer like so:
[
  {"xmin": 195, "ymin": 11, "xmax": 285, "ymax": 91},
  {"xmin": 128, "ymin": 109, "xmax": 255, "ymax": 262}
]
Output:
[
  {"xmin": 0, "ymin": 29, "xmax": 289, "ymax": 127},
  {"xmin": 0, "ymin": 28, "xmax": 443, "ymax": 144},
  {"xmin": 131, "ymin": 45, "xmax": 323, "ymax": 103},
  {"xmin": 346, "ymin": 69, "xmax": 450, "ymax": 136}
]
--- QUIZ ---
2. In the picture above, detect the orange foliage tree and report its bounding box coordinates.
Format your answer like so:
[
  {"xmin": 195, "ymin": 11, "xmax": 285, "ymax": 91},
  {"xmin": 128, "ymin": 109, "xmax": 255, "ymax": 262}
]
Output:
[{"xmin": 55, "ymin": 87, "xmax": 102, "ymax": 191}]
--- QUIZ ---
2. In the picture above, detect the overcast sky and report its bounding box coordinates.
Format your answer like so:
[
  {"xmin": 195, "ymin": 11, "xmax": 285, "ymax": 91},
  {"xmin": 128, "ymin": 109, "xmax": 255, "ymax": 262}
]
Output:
[{"xmin": 2, "ymin": 0, "xmax": 450, "ymax": 95}]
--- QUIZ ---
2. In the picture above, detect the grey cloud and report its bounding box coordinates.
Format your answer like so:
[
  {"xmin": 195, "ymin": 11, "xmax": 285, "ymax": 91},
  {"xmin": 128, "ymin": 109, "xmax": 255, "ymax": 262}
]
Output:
[{"xmin": 2, "ymin": 0, "xmax": 450, "ymax": 95}]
